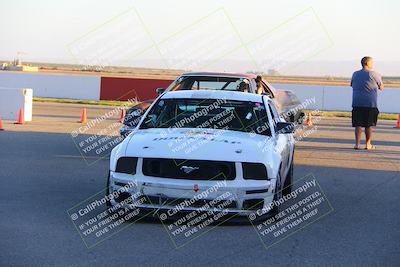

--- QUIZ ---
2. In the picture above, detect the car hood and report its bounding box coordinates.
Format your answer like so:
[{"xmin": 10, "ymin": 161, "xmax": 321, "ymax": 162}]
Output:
[{"xmin": 124, "ymin": 128, "xmax": 275, "ymax": 163}]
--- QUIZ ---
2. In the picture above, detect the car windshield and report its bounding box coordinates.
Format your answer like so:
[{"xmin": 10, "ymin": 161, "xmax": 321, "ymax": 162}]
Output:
[
  {"xmin": 167, "ymin": 76, "xmax": 252, "ymax": 92},
  {"xmin": 140, "ymin": 98, "xmax": 271, "ymax": 135}
]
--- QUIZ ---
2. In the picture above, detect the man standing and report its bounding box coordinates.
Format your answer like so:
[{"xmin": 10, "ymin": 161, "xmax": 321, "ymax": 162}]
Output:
[{"xmin": 351, "ymin": 56, "xmax": 384, "ymax": 150}]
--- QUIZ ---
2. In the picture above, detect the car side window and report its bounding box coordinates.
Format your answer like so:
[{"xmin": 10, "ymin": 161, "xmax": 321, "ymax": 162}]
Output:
[
  {"xmin": 268, "ymin": 101, "xmax": 280, "ymax": 126},
  {"xmin": 268, "ymin": 104, "xmax": 275, "ymax": 120}
]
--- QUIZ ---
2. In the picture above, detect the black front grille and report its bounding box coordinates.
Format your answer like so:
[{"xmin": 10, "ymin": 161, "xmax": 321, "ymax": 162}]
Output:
[
  {"xmin": 114, "ymin": 192, "xmax": 132, "ymax": 204},
  {"xmin": 142, "ymin": 158, "xmax": 236, "ymax": 180},
  {"xmin": 243, "ymin": 199, "xmax": 264, "ymax": 210}
]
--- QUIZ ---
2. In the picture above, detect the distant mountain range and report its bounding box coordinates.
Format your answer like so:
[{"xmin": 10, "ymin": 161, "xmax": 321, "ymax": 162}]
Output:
[
  {"xmin": 1, "ymin": 58, "xmax": 398, "ymax": 78},
  {"xmin": 282, "ymin": 60, "xmax": 400, "ymax": 77}
]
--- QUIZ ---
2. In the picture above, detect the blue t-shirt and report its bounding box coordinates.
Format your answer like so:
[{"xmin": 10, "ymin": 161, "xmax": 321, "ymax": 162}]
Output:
[{"xmin": 351, "ymin": 69, "xmax": 383, "ymax": 108}]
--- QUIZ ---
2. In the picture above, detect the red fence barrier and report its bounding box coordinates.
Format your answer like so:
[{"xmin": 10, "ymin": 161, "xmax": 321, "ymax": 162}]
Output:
[{"xmin": 100, "ymin": 77, "xmax": 174, "ymax": 101}]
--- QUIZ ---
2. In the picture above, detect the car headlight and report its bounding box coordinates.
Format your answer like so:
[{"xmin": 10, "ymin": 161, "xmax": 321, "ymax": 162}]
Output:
[
  {"xmin": 242, "ymin": 163, "xmax": 269, "ymax": 180},
  {"xmin": 116, "ymin": 157, "xmax": 138, "ymax": 174}
]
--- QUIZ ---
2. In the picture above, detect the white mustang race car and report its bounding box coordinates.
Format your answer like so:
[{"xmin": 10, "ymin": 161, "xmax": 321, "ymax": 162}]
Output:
[{"xmin": 107, "ymin": 90, "xmax": 295, "ymax": 220}]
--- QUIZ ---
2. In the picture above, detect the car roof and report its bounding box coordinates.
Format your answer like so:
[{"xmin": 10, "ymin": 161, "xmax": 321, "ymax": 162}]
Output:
[
  {"xmin": 161, "ymin": 90, "xmax": 268, "ymax": 103},
  {"xmin": 181, "ymin": 72, "xmax": 257, "ymax": 79}
]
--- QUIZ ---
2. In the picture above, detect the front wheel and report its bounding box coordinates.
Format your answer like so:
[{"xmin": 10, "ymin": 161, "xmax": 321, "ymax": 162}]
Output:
[
  {"xmin": 283, "ymin": 159, "xmax": 293, "ymax": 196},
  {"xmin": 270, "ymin": 171, "xmax": 283, "ymax": 216},
  {"xmin": 106, "ymin": 171, "xmax": 112, "ymax": 207}
]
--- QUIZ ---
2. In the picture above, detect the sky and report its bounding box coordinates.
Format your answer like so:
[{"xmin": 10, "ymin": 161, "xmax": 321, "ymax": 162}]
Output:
[{"xmin": 0, "ymin": 0, "xmax": 399, "ymax": 76}]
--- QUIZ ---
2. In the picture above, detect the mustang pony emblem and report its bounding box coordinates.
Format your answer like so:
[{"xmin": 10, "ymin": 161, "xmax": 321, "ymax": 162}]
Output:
[{"xmin": 180, "ymin": 165, "xmax": 199, "ymax": 174}]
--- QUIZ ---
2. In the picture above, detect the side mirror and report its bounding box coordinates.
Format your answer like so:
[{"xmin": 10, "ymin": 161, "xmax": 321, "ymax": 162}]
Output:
[
  {"xmin": 156, "ymin": 88, "xmax": 165, "ymax": 95},
  {"xmin": 123, "ymin": 108, "xmax": 143, "ymax": 128},
  {"xmin": 275, "ymin": 122, "xmax": 295, "ymax": 134}
]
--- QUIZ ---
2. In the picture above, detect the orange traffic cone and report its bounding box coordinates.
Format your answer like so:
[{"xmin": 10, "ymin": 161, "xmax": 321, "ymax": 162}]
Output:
[
  {"xmin": 0, "ymin": 117, "xmax": 4, "ymax": 131},
  {"xmin": 119, "ymin": 109, "xmax": 126, "ymax": 123},
  {"xmin": 80, "ymin": 108, "xmax": 87, "ymax": 124},
  {"xmin": 306, "ymin": 112, "xmax": 313, "ymax": 127},
  {"xmin": 394, "ymin": 114, "xmax": 400, "ymax": 129},
  {"xmin": 15, "ymin": 109, "xmax": 25, "ymax": 125}
]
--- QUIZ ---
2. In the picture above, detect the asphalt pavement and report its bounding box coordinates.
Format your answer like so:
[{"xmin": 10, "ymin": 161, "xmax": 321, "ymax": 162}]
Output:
[{"xmin": 0, "ymin": 102, "xmax": 399, "ymax": 266}]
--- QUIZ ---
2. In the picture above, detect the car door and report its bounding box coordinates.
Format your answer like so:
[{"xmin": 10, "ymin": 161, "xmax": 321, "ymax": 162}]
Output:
[
  {"xmin": 261, "ymin": 80, "xmax": 277, "ymax": 98},
  {"xmin": 263, "ymin": 79, "xmax": 300, "ymax": 122},
  {"xmin": 267, "ymin": 99, "xmax": 292, "ymax": 179}
]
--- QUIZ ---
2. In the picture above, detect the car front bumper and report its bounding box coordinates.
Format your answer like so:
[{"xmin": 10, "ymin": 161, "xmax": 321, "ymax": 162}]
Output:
[{"xmin": 108, "ymin": 171, "xmax": 276, "ymax": 217}]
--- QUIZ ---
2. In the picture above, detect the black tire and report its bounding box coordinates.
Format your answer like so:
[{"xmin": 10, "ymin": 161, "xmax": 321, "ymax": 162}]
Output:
[
  {"xmin": 283, "ymin": 159, "xmax": 293, "ymax": 196},
  {"xmin": 106, "ymin": 171, "xmax": 112, "ymax": 207},
  {"xmin": 248, "ymin": 169, "xmax": 284, "ymax": 223},
  {"xmin": 270, "ymin": 171, "xmax": 283, "ymax": 216}
]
